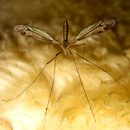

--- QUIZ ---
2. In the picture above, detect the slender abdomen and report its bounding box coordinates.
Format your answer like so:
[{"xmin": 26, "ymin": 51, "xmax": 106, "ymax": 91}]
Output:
[{"xmin": 63, "ymin": 18, "xmax": 69, "ymax": 42}]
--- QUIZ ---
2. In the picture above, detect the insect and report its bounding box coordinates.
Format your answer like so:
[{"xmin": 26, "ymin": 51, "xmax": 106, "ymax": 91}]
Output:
[{"xmin": 2, "ymin": 18, "xmax": 128, "ymax": 122}]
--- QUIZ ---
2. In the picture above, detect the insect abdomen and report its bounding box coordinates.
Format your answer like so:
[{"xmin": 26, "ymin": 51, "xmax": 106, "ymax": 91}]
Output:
[{"xmin": 63, "ymin": 18, "xmax": 69, "ymax": 42}]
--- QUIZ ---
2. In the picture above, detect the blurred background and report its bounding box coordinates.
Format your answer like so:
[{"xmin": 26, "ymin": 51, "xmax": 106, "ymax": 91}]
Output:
[
  {"xmin": 0, "ymin": 0, "xmax": 130, "ymax": 47},
  {"xmin": 0, "ymin": 0, "xmax": 130, "ymax": 130}
]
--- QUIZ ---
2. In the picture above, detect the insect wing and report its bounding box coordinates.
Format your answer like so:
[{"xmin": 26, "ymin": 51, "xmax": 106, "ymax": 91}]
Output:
[
  {"xmin": 71, "ymin": 19, "xmax": 116, "ymax": 43},
  {"xmin": 14, "ymin": 25, "xmax": 59, "ymax": 44}
]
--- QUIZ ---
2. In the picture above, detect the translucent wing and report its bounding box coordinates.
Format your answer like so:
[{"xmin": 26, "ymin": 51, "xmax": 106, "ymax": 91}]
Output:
[
  {"xmin": 14, "ymin": 25, "xmax": 60, "ymax": 44},
  {"xmin": 70, "ymin": 19, "xmax": 116, "ymax": 43}
]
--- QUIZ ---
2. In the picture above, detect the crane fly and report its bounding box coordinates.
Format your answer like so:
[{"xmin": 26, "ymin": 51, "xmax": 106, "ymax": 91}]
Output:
[{"xmin": 2, "ymin": 18, "xmax": 128, "ymax": 123}]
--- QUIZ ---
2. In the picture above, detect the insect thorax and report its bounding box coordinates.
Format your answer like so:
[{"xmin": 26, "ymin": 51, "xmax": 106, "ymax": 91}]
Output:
[{"xmin": 61, "ymin": 40, "xmax": 70, "ymax": 56}]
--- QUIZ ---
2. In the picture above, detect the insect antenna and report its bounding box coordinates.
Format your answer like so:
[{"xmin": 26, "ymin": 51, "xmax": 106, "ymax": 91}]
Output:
[
  {"xmin": 2, "ymin": 51, "xmax": 62, "ymax": 102},
  {"xmin": 69, "ymin": 49, "xmax": 128, "ymax": 91},
  {"xmin": 69, "ymin": 50, "xmax": 96, "ymax": 123}
]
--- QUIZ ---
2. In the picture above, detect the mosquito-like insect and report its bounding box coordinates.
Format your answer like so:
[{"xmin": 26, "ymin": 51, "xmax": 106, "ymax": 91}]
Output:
[{"xmin": 2, "ymin": 18, "xmax": 128, "ymax": 122}]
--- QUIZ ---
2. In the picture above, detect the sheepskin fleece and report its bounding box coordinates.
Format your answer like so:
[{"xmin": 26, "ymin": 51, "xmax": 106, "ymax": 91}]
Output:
[{"xmin": 0, "ymin": 0, "xmax": 130, "ymax": 130}]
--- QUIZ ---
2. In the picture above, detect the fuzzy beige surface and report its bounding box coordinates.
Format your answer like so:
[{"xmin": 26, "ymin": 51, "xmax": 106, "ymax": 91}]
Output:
[{"xmin": 0, "ymin": 0, "xmax": 130, "ymax": 130}]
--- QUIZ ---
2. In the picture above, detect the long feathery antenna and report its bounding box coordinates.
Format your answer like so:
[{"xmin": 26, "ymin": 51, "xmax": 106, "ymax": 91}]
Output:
[
  {"xmin": 69, "ymin": 50, "xmax": 96, "ymax": 122},
  {"xmin": 70, "ymin": 49, "xmax": 128, "ymax": 91}
]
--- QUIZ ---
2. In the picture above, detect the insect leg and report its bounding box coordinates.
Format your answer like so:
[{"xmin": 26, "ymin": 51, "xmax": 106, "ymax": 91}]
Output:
[
  {"xmin": 2, "ymin": 51, "xmax": 62, "ymax": 102},
  {"xmin": 69, "ymin": 50, "xmax": 96, "ymax": 123},
  {"xmin": 45, "ymin": 51, "xmax": 61, "ymax": 121},
  {"xmin": 70, "ymin": 49, "xmax": 128, "ymax": 91},
  {"xmin": 70, "ymin": 43, "xmax": 86, "ymax": 63}
]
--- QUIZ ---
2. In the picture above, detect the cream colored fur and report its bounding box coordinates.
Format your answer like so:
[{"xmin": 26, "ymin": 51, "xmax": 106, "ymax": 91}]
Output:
[{"xmin": 0, "ymin": 0, "xmax": 130, "ymax": 130}]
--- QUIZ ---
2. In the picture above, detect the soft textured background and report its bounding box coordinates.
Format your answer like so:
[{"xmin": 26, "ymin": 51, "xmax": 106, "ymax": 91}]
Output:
[{"xmin": 0, "ymin": 0, "xmax": 130, "ymax": 130}]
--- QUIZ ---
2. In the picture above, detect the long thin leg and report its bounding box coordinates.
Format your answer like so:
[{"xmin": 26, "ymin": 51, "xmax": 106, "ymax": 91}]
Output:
[
  {"xmin": 70, "ymin": 43, "xmax": 86, "ymax": 63},
  {"xmin": 45, "ymin": 51, "xmax": 59, "ymax": 121},
  {"xmin": 69, "ymin": 50, "xmax": 96, "ymax": 123},
  {"xmin": 69, "ymin": 49, "xmax": 128, "ymax": 91},
  {"xmin": 70, "ymin": 43, "xmax": 85, "ymax": 48},
  {"xmin": 70, "ymin": 43, "xmax": 86, "ymax": 58},
  {"xmin": 2, "ymin": 51, "xmax": 62, "ymax": 102}
]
